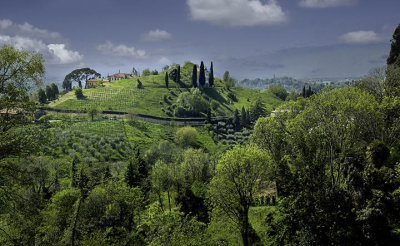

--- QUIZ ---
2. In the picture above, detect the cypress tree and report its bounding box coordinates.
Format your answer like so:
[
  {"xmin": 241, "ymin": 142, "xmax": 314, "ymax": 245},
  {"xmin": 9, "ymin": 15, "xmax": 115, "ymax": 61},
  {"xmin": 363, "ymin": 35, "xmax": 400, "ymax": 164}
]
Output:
[
  {"xmin": 209, "ymin": 61, "xmax": 214, "ymax": 87},
  {"xmin": 51, "ymin": 83, "xmax": 59, "ymax": 99},
  {"xmin": 246, "ymin": 110, "xmax": 251, "ymax": 126},
  {"xmin": 223, "ymin": 70, "xmax": 230, "ymax": 82},
  {"xmin": 207, "ymin": 108, "xmax": 212, "ymax": 122},
  {"xmin": 199, "ymin": 61, "xmax": 205, "ymax": 88},
  {"xmin": 38, "ymin": 88, "xmax": 47, "ymax": 104},
  {"xmin": 177, "ymin": 65, "xmax": 181, "ymax": 83},
  {"xmin": 125, "ymin": 160, "xmax": 136, "ymax": 188},
  {"xmin": 234, "ymin": 109, "xmax": 240, "ymax": 130},
  {"xmin": 302, "ymin": 86, "xmax": 306, "ymax": 98},
  {"xmin": 192, "ymin": 65, "xmax": 197, "ymax": 88},
  {"xmin": 307, "ymin": 85, "xmax": 312, "ymax": 97},
  {"xmin": 241, "ymin": 107, "xmax": 247, "ymax": 127},
  {"xmin": 71, "ymin": 157, "xmax": 78, "ymax": 188},
  {"xmin": 103, "ymin": 165, "xmax": 112, "ymax": 182},
  {"xmin": 45, "ymin": 85, "xmax": 53, "ymax": 101},
  {"xmin": 165, "ymin": 72, "xmax": 169, "ymax": 89}
]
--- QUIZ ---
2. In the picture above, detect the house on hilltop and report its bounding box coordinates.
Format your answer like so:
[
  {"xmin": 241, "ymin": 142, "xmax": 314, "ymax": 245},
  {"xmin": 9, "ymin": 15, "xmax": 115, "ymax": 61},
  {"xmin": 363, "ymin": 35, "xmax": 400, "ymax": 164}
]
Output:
[
  {"xmin": 85, "ymin": 78, "xmax": 108, "ymax": 89},
  {"xmin": 85, "ymin": 79, "xmax": 99, "ymax": 89},
  {"xmin": 108, "ymin": 68, "xmax": 138, "ymax": 82}
]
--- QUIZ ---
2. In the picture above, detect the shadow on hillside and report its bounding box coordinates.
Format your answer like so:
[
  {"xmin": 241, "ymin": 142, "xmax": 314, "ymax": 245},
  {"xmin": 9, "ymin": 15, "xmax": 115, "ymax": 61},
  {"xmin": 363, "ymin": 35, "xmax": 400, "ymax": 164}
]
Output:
[{"xmin": 203, "ymin": 88, "xmax": 232, "ymax": 112}]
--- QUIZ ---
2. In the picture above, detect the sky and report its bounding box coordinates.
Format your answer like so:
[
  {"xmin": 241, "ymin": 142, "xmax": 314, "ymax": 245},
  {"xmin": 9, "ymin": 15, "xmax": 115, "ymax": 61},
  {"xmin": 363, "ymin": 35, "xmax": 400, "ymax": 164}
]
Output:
[{"xmin": 0, "ymin": 0, "xmax": 399, "ymax": 84}]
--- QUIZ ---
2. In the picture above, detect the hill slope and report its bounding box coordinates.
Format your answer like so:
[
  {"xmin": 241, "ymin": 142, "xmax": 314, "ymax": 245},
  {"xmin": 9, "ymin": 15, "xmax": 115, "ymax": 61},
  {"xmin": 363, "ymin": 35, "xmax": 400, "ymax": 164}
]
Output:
[{"xmin": 48, "ymin": 62, "xmax": 283, "ymax": 118}]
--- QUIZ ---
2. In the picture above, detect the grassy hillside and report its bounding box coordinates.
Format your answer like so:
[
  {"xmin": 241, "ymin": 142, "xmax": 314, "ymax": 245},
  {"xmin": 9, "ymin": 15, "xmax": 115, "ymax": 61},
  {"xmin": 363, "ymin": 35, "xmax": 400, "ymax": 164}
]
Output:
[
  {"xmin": 48, "ymin": 117, "xmax": 219, "ymax": 152},
  {"xmin": 48, "ymin": 62, "xmax": 283, "ymax": 118}
]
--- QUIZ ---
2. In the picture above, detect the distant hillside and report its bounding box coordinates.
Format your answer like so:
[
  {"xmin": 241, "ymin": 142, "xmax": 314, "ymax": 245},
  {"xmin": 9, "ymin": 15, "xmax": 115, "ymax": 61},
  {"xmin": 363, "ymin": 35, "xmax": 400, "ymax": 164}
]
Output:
[
  {"xmin": 237, "ymin": 76, "xmax": 353, "ymax": 93},
  {"xmin": 48, "ymin": 62, "xmax": 283, "ymax": 118}
]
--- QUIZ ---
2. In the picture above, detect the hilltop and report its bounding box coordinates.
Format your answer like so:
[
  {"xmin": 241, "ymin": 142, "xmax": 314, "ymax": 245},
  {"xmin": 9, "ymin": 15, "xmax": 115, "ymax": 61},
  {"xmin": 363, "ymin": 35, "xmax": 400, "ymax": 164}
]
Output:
[{"xmin": 47, "ymin": 61, "xmax": 283, "ymax": 118}]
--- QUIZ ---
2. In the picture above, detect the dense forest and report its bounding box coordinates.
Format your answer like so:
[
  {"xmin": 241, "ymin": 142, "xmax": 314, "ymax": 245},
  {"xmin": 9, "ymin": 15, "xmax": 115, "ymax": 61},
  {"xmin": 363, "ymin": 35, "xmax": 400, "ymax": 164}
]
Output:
[{"xmin": 1, "ymin": 23, "xmax": 400, "ymax": 246}]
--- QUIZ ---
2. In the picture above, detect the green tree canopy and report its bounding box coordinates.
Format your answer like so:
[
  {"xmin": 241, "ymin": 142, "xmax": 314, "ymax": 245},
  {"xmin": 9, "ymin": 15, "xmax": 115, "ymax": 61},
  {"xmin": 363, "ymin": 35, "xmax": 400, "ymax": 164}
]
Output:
[
  {"xmin": 387, "ymin": 24, "xmax": 400, "ymax": 66},
  {"xmin": 209, "ymin": 145, "xmax": 270, "ymax": 246},
  {"xmin": 62, "ymin": 68, "xmax": 100, "ymax": 91},
  {"xmin": 268, "ymin": 84, "xmax": 288, "ymax": 100}
]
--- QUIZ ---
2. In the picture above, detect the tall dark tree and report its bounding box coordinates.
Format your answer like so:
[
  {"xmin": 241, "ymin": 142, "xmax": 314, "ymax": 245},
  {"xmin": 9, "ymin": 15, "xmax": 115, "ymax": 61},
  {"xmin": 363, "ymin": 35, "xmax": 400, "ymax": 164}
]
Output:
[
  {"xmin": 207, "ymin": 107, "xmax": 212, "ymax": 122},
  {"xmin": 241, "ymin": 107, "xmax": 247, "ymax": 127},
  {"xmin": 62, "ymin": 67, "xmax": 100, "ymax": 91},
  {"xmin": 209, "ymin": 61, "xmax": 214, "ymax": 87},
  {"xmin": 302, "ymin": 85, "xmax": 306, "ymax": 97},
  {"xmin": 165, "ymin": 72, "xmax": 169, "ymax": 89},
  {"xmin": 223, "ymin": 70, "xmax": 230, "ymax": 82},
  {"xmin": 233, "ymin": 109, "xmax": 240, "ymax": 130},
  {"xmin": 125, "ymin": 160, "xmax": 136, "ymax": 188},
  {"xmin": 387, "ymin": 24, "xmax": 400, "ymax": 66},
  {"xmin": 177, "ymin": 65, "xmax": 181, "ymax": 83},
  {"xmin": 306, "ymin": 85, "xmax": 312, "ymax": 97},
  {"xmin": 192, "ymin": 64, "xmax": 197, "ymax": 88},
  {"xmin": 103, "ymin": 165, "xmax": 112, "ymax": 182},
  {"xmin": 71, "ymin": 157, "xmax": 78, "ymax": 188},
  {"xmin": 38, "ymin": 88, "xmax": 47, "ymax": 104},
  {"xmin": 199, "ymin": 61, "xmax": 205, "ymax": 88},
  {"xmin": 50, "ymin": 83, "xmax": 59, "ymax": 99},
  {"xmin": 45, "ymin": 85, "xmax": 53, "ymax": 101},
  {"xmin": 125, "ymin": 147, "xmax": 147, "ymax": 188}
]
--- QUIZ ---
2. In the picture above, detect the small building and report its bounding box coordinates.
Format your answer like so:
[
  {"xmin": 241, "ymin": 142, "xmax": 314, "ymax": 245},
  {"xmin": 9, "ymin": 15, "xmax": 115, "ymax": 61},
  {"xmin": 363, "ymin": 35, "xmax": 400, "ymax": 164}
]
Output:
[
  {"xmin": 85, "ymin": 79, "xmax": 98, "ymax": 89},
  {"xmin": 108, "ymin": 72, "xmax": 137, "ymax": 82}
]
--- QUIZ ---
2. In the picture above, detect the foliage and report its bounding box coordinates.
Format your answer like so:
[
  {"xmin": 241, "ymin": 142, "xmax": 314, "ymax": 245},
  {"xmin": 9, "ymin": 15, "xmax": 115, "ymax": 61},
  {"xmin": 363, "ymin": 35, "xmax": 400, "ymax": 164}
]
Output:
[
  {"xmin": 165, "ymin": 72, "xmax": 169, "ymax": 89},
  {"xmin": 38, "ymin": 88, "xmax": 47, "ymax": 104},
  {"xmin": 199, "ymin": 61, "xmax": 205, "ymax": 88},
  {"xmin": 209, "ymin": 62, "xmax": 214, "ymax": 87},
  {"xmin": 356, "ymin": 66, "xmax": 386, "ymax": 102},
  {"xmin": 87, "ymin": 107, "xmax": 98, "ymax": 121},
  {"xmin": 249, "ymin": 97, "xmax": 267, "ymax": 122},
  {"xmin": 75, "ymin": 87, "xmax": 85, "ymax": 99},
  {"xmin": 387, "ymin": 24, "xmax": 400, "ymax": 66},
  {"xmin": 209, "ymin": 145, "xmax": 270, "ymax": 246},
  {"xmin": 223, "ymin": 70, "xmax": 229, "ymax": 83},
  {"xmin": 385, "ymin": 64, "xmax": 400, "ymax": 97},
  {"xmin": 268, "ymin": 84, "xmax": 288, "ymax": 100},
  {"xmin": 174, "ymin": 89, "xmax": 210, "ymax": 117},
  {"xmin": 252, "ymin": 87, "xmax": 400, "ymax": 245},
  {"xmin": 62, "ymin": 68, "xmax": 100, "ymax": 91},
  {"xmin": 192, "ymin": 64, "xmax": 197, "ymax": 88},
  {"xmin": 142, "ymin": 69, "xmax": 151, "ymax": 76},
  {"xmin": 175, "ymin": 126, "xmax": 198, "ymax": 148}
]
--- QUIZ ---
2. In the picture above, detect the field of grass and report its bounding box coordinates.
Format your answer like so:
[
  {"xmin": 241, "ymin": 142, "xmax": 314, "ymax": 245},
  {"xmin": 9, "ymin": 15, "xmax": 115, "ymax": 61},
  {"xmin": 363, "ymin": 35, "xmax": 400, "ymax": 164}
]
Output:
[{"xmin": 52, "ymin": 118, "xmax": 218, "ymax": 151}]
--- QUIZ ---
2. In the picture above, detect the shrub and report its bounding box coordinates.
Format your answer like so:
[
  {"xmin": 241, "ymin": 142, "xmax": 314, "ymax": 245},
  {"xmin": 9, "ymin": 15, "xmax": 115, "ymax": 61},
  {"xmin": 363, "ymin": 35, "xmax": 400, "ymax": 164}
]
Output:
[
  {"xmin": 75, "ymin": 87, "xmax": 85, "ymax": 99},
  {"xmin": 227, "ymin": 91, "xmax": 237, "ymax": 102},
  {"xmin": 175, "ymin": 126, "xmax": 198, "ymax": 148}
]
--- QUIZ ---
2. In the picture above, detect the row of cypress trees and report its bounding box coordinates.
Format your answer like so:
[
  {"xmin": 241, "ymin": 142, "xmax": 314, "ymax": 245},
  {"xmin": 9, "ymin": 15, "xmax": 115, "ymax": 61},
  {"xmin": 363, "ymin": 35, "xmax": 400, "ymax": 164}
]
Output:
[
  {"xmin": 192, "ymin": 61, "xmax": 214, "ymax": 88},
  {"xmin": 164, "ymin": 61, "xmax": 214, "ymax": 89}
]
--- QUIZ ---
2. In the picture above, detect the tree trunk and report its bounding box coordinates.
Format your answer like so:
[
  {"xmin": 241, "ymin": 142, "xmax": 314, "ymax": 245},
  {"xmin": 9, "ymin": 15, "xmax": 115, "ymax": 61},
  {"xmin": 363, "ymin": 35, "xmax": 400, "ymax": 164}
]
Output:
[
  {"xmin": 71, "ymin": 198, "xmax": 83, "ymax": 246},
  {"xmin": 158, "ymin": 191, "xmax": 164, "ymax": 212},
  {"xmin": 240, "ymin": 208, "xmax": 249, "ymax": 246},
  {"xmin": 167, "ymin": 190, "xmax": 171, "ymax": 212}
]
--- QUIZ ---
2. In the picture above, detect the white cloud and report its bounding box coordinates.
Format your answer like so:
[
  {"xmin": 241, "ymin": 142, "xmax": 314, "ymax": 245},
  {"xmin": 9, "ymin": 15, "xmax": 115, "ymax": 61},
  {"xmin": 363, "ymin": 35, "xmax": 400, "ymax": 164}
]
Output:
[
  {"xmin": 48, "ymin": 44, "xmax": 83, "ymax": 64},
  {"xmin": 141, "ymin": 29, "xmax": 172, "ymax": 42},
  {"xmin": 187, "ymin": 0, "xmax": 287, "ymax": 27},
  {"xmin": 299, "ymin": 0, "xmax": 357, "ymax": 8},
  {"xmin": 339, "ymin": 31, "xmax": 381, "ymax": 44},
  {"xmin": 158, "ymin": 56, "xmax": 171, "ymax": 65},
  {"xmin": 0, "ymin": 35, "xmax": 83, "ymax": 65},
  {"xmin": 0, "ymin": 19, "xmax": 63, "ymax": 41},
  {"xmin": 0, "ymin": 19, "xmax": 12, "ymax": 29},
  {"xmin": 97, "ymin": 41, "xmax": 147, "ymax": 58}
]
